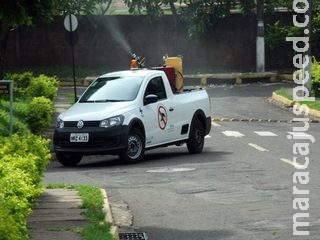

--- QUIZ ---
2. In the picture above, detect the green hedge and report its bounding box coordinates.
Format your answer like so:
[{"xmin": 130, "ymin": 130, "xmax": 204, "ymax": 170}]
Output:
[
  {"xmin": 0, "ymin": 134, "xmax": 51, "ymax": 239},
  {"xmin": 27, "ymin": 97, "xmax": 54, "ymax": 135},
  {"xmin": 0, "ymin": 71, "xmax": 57, "ymax": 239},
  {"xmin": 28, "ymin": 74, "xmax": 59, "ymax": 101},
  {"xmin": 0, "ymin": 101, "xmax": 29, "ymax": 136},
  {"xmin": 0, "ymin": 71, "xmax": 59, "ymax": 136},
  {"xmin": 4, "ymin": 72, "xmax": 34, "ymax": 99},
  {"xmin": 312, "ymin": 58, "xmax": 320, "ymax": 98},
  {"xmin": 4, "ymin": 72, "xmax": 59, "ymax": 101}
]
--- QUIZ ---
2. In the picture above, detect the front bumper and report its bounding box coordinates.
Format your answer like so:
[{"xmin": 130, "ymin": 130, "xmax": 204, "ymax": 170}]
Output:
[{"xmin": 53, "ymin": 125, "xmax": 129, "ymax": 155}]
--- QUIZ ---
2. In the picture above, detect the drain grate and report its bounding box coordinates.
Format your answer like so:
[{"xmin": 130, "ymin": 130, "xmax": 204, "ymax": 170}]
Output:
[{"xmin": 119, "ymin": 232, "xmax": 148, "ymax": 240}]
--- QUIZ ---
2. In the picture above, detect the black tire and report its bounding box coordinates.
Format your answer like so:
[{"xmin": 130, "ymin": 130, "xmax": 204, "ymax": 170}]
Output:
[
  {"xmin": 119, "ymin": 128, "xmax": 145, "ymax": 163},
  {"xmin": 55, "ymin": 153, "xmax": 82, "ymax": 167},
  {"xmin": 187, "ymin": 119, "xmax": 205, "ymax": 154}
]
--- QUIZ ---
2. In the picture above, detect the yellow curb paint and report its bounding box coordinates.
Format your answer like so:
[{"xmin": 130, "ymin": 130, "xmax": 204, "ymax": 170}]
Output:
[
  {"xmin": 272, "ymin": 92, "xmax": 294, "ymax": 107},
  {"xmin": 274, "ymin": 95, "xmax": 320, "ymax": 118},
  {"xmin": 101, "ymin": 189, "xmax": 119, "ymax": 240}
]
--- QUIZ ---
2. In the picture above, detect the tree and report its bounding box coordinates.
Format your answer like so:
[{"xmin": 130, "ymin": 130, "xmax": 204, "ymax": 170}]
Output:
[
  {"xmin": 265, "ymin": 0, "xmax": 320, "ymax": 51},
  {"xmin": 56, "ymin": 0, "xmax": 112, "ymax": 15},
  {"xmin": 0, "ymin": 0, "xmax": 59, "ymax": 78},
  {"xmin": 123, "ymin": 0, "xmax": 320, "ymax": 40},
  {"xmin": 0, "ymin": 0, "xmax": 112, "ymax": 78},
  {"xmin": 124, "ymin": 0, "xmax": 178, "ymax": 19}
]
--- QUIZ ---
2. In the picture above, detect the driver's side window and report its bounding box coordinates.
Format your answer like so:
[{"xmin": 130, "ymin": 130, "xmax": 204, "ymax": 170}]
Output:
[{"xmin": 144, "ymin": 77, "xmax": 167, "ymax": 100}]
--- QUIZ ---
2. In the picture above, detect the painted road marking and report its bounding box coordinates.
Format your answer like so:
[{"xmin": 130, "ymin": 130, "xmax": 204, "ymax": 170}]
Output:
[
  {"xmin": 205, "ymin": 135, "xmax": 211, "ymax": 139},
  {"xmin": 254, "ymin": 131, "xmax": 278, "ymax": 137},
  {"xmin": 280, "ymin": 158, "xmax": 305, "ymax": 169},
  {"xmin": 222, "ymin": 131, "xmax": 244, "ymax": 138},
  {"xmin": 248, "ymin": 143, "xmax": 269, "ymax": 152},
  {"xmin": 287, "ymin": 132, "xmax": 313, "ymax": 138},
  {"xmin": 211, "ymin": 122, "xmax": 221, "ymax": 127}
]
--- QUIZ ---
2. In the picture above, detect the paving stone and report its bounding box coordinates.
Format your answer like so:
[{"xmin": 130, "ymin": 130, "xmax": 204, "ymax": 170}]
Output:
[
  {"xmin": 28, "ymin": 189, "xmax": 88, "ymax": 240},
  {"xmin": 29, "ymin": 230, "xmax": 80, "ymax": 240}
]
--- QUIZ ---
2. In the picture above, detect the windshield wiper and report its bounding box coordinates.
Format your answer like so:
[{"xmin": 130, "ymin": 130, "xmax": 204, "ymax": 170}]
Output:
[{"xmin": 80, "ymin": 99, "xmax": 127, "ymax": 103}]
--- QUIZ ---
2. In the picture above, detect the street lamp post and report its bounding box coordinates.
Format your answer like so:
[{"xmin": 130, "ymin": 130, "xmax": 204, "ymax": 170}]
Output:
[{"xmin": 256, "ymin": 0, "xmax": 265, "ymax": 72}]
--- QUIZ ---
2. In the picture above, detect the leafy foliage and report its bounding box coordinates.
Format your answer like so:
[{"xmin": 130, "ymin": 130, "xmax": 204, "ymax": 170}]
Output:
[
  {"xmin": 4, "ymin": 71, "xmax": 34, "ymax": 98},
  {"xmin": 312, "ymin": 57, "xmax": 320, "ymax": 97},
  {"xmin": 0, "ymin": 134, "xmax": 51, "ymax": 177},
  {"xmin": 0, "ymin": 0, "xmax": 113, "ymax": 78},
  {"xmin": 266, "ymin": 8, "xmax": 320, "ymax": 51},
  {"xmin": 0, "ymin": 72, "xmax": 58, "ymax": 136},
  {"xmin": 265, "ymin": 21, "xmax": 303, "ymax": 50},
  {"xmin": 125, "ymin": 0, "xmax": 166, "ymax": 19},
  {"xmin": 28, "ymin": 74, "xmax": 59, "ymax": 101},
  {"xmin": 123, "ymin": 0, "xmax": 320, "ymax": 40},
  {"xmin": 0, "ymin": 134, "xmax": 51, "ymax": 239},
  {"xmin": 0, "ymin": 101, "xmax": 29, "ymax": 136},
  {"xmin": 0, "ymin": 0, "xmax": 57, "ymax": 28},
  {"xmin": 26, "ymin": 97, "xmax": 54, "ymax": 135},
  {"xmin": 55, "ymin": 0, "xmax": 113, "ymax": 15},
  {"xmin": 180, "ymin": 0, "xmax": 234, "ymax": 37}
]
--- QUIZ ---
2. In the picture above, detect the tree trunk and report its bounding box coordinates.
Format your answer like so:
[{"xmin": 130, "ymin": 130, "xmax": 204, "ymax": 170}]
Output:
[{"xmin": 0, "ymin": 20, "xmax": 10, "ymax": 79}]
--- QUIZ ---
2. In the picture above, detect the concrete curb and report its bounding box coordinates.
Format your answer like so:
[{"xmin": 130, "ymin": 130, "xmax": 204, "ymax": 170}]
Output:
[
  {"xmin": 272, "ymin": 92, "xmax": 320, "ymax": 118},
  {"xmin": 272, "ymin": 92, "xmax": 294, "ymax": 107},
  {"xmin": 295, "ymin": 103, "xmax": 320, "ymax": 118},
  {"xmin": 309, "ymin": 108, "xmax": 320, "ymax": 118},
  {"xmin": 101, "ymin": 189, "xmax": 120, "ymax": 240}
]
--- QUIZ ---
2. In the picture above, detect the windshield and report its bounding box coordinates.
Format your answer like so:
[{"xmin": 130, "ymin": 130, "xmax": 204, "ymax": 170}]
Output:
[{"xmin": 79, "ymin": 76, "xmax": 143, "ymax": 103}]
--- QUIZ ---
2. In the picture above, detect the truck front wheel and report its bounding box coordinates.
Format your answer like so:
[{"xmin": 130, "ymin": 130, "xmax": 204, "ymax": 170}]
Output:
[
  {"xmin": 187, "ymin": 119, "xmax": 204, "ymax": 154},
  {"xmin": 119, "ymin": 128, "xmax": 145, "ymax": 163},
  {"xmin": 55, "ymin": 153, "xmax": 83, "ymax": 167}
]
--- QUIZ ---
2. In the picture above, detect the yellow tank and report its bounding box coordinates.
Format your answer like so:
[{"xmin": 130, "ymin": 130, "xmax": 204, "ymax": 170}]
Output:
[{"xmin": 165, "ymin": 56, "xmax": 183, "ymax": 92}]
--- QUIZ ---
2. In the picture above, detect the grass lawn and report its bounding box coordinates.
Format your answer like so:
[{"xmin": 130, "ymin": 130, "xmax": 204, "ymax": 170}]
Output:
[
  {"xmin": 299, "ymin": 100, "xmax": 320, "ymax": 111},
  {"xmin": 275, "ymin": 88, "xmax": 320, "ymax": 111}
]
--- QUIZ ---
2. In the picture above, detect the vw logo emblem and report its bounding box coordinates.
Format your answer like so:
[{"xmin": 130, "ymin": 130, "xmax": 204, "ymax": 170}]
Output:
[{"xmin": 77, "ymin": 120, "xmax": 84, "ymax": 129}]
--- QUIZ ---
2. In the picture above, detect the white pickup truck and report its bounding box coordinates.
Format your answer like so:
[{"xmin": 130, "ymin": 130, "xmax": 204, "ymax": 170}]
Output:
[{"xmin": 53, "ymin": 69, "xmax": 211, "ymax": 166}]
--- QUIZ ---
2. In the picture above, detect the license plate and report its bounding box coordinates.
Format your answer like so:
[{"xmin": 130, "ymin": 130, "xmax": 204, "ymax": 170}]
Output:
[{"xmin": 70, "ymin": 133, "xmax": 89, "ymax": 142}]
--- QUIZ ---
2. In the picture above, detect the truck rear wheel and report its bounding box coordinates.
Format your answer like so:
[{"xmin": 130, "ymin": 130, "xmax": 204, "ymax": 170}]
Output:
[
  {"xmin": 119, "ymin": 128, "xmax": 145, "ymax": 163},
  {"xmin": 187, "ymin": 119, "xmax": 204, "ymax": 154},
  {"xmin": 55, "ymin": 153, "xmax": 82, "ymax": 167}
]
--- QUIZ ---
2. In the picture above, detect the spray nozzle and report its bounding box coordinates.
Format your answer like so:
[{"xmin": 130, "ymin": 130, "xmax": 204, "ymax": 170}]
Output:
[{"xmin": 130, "ymin": 53, "xmax": 145, "ymax": 68}]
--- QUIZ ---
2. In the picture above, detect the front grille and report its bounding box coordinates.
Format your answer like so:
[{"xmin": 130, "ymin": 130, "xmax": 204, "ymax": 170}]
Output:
[{"xmin": 64, "ymin": 121, "xmax": 100, "ymax": 128}]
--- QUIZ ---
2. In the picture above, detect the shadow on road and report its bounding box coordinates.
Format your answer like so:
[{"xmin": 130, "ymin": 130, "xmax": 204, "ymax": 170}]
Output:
[{"xmin": 47, "ymin": 148, "xmax": 232, "ymax": 171}]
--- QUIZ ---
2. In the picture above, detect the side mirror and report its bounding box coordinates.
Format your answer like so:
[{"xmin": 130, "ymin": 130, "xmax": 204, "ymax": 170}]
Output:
[{"xmin": 144, "ymin": 94, "xmax": 158, "ymax": 105}]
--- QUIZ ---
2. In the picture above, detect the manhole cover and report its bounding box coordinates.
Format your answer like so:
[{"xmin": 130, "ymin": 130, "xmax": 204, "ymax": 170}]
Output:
[
  {"xmin": 119, "ymin": 232, "xmax": 148, "ymax": 240},
  {"xmin": 146, "ymin": 167, "xmax": 196, "ymax": 173}
]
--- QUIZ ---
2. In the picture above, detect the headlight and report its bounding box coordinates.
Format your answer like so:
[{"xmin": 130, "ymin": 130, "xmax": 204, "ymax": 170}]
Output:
[
  {"xmin": 56, "ymin": 118, "xmax": 64, "ymax": 129},
  {"xmin": 100, "ymin": 115, "xmax": 124, "ymax": 128}
]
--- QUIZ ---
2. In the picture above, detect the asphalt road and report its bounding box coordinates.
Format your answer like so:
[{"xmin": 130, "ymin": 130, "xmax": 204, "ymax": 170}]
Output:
[{"xmin": 44, "ymin": 82, "xmax": 320, "ymax": 240}]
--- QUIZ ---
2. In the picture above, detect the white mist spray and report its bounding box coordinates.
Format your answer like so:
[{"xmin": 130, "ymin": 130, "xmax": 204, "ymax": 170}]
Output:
[{"xmin": 102, "ymin": 17, "xmax": 131, "ymax": 54}]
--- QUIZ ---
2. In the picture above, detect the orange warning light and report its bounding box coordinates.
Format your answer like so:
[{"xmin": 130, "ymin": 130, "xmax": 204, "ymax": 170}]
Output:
[{"xmin": 130, "ymin": 59, "xmax": 138, "ymax": 69}]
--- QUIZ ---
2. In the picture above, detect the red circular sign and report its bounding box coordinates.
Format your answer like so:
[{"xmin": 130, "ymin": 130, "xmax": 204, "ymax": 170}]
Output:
[{"xmin": 158, "ymin": 105, "xmax": 167, "ymax": 130}]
